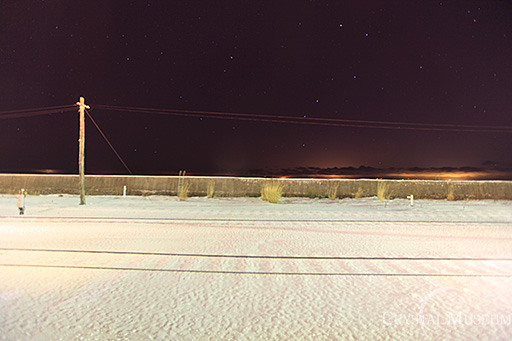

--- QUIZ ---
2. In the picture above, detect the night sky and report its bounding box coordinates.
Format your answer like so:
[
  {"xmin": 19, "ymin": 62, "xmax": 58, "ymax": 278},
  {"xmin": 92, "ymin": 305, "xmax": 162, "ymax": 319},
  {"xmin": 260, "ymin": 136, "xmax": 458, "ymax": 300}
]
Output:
[{"xmin": 1, "ymin": 1, "xmax": 512, "ymax": 179}]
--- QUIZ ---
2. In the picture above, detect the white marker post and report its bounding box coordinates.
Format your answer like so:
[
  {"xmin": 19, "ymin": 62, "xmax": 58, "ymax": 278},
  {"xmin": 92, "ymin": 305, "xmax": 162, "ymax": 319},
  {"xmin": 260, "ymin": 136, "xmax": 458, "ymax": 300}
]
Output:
[
  {"xmin": 123, "ymin": 185, "xmax": 127, "ymax": 197},
  {"xmin": 407, "ymin": 194, "xmax": 414, "ymax": 207}
]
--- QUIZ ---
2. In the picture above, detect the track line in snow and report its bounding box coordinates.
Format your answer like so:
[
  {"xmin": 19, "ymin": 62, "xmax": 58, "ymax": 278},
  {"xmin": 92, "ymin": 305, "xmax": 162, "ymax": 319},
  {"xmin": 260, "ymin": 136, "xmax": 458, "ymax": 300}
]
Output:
[
  {"xmin": 1, "ymin": 263, "xmax": 511, "ymax": 277},
  {"xmin": 2, "ymin": 247, "xmax": 512, "ymax": 261},
  {"xmin": 1, "ymin": 216, "xmax": 510, "ymax": 224}
]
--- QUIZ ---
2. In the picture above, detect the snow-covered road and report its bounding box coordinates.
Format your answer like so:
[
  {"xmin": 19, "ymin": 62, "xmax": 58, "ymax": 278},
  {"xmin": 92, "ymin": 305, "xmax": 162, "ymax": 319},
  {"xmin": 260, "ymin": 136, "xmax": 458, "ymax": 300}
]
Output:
[{"xmin": 1, "ymin": 195, "xmax": 511, "ymax": 340}]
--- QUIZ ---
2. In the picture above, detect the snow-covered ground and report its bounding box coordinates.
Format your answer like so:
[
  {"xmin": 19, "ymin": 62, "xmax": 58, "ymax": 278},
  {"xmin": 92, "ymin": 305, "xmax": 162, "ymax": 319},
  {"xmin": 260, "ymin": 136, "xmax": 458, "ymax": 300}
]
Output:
[{"xmin": 1, "ymin": 195, "xmax": 512, "ymax": 340}]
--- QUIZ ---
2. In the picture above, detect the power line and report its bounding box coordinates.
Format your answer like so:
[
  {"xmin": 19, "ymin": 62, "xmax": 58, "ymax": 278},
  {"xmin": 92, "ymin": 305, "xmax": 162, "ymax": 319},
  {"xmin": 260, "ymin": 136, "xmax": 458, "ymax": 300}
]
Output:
[
  {"xmin": 0, "ymin": 104, "xmax": 75, "ymax": 115},
  {"xmin": 1, "ymin": 103, "xmax": 511, "ymax": 133},
  {"xmin": 97, "ymin": 104, "xmax": 511, "ymax": 130},
  {"xmin": 1, "ymin": 103, "xmax": 511, "ymax": 134},
  {"xmin": 95, "ymin": 104, "xmax": 512, "ymax": 134},
  {"xmin": 0, "ymin": 102, "xmax": 133, "ymax": 175},
  {"xmin": 0, "ymin": 105, "xmax": 75, "ymax": 120},
  {"xmin": 85, "ymin": 108, "xmax": 133, "ymax": 175}
]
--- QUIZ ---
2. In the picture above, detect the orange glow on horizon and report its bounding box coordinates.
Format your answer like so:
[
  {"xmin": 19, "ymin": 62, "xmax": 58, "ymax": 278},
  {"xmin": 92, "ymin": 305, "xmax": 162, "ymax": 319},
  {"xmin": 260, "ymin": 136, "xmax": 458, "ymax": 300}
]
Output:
[
  {"xmin": 385, "ymin": 171, "xmax": 494, "ymax": 181},
  {"xmin": 278, "ymin": 170, "xmax": 509, "ymax": 181}
]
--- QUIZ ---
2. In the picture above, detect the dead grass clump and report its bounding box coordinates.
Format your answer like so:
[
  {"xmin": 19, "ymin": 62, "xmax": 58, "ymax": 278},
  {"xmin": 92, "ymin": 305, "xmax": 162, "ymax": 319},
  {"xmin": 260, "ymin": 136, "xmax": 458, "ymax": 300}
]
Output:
[
  {"xmin": 354, "ymin": 187, "xmax": 364, "ymax": 199},
  {"xmin": 327, "ymin": 183, "xmax": 339, "ymax": 200},
  {"xmin": 261, "ymin": 181, "xmax": 284, "ymax": 204},
  {"xmin": 477, "ymin": 182, "xmax": 490, "ymax": 199},
  {"xmin": 206, "ymin": 182, "xmax": 215, "ymax": 198},
  {"xmin": 377, "ymin": 181, "xmax": 391, "ymax": 203},
  {"xmin": 177, "ymin": 170, "xmax": 191, "ymax": 201},
  {"xmin": 306, "ymin": 187, "xmax": 325, "ymax": 199},
  {"xmin": 178, "ymin": 183, "xmax": 191, "ymax": 201},
  {"xmin": 446, "ymin": 183, "xmax": 455, "ymax": 201},
  {"xmin": 353, "ymin": 181, "xmax": 374, "ymax": 199}
]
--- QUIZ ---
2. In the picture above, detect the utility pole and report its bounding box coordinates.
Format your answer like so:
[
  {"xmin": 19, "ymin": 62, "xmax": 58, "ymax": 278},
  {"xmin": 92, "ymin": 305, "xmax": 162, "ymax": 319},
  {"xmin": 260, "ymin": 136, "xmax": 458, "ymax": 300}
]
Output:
[{"xmin": 76, "ymin": 97, "xmax": 89, "ymax": 205}]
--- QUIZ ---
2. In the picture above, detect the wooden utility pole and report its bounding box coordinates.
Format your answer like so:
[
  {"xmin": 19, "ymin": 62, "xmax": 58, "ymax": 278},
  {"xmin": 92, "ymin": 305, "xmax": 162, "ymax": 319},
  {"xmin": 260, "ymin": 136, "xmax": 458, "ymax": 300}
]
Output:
[{"xmin": 76, "ymin": 97, "xmax": 89, "ymax": 205}]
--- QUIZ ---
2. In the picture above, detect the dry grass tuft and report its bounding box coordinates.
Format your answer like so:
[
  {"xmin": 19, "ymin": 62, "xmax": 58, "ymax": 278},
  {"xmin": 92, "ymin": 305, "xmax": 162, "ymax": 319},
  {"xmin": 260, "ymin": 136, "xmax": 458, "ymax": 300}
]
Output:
[
  {"xmin": 354, "ymin": 187, "xmax": 364, "ymax": 199},
  {"xmin": 206, "ymin": 182, "xmax": 215, "ymax": 198},
  {"xmin": 377, "ymin": 181, "xmax": 390, "ymax": 202},
  {"xmin": 261, "ymin": 181, "xmax": 284, "ymax": 204},
  {"xmin": 306, "ymin": 187, "xmax": 325, "ymax": 199},
  {"xmin": 177, "ymin": 170, "xmax": 191, "ymax": 201},
  {"xmin": 446, "ymin": 183, "xmax": 455, "ymax": 201},
  {"xmin": 178, "ymin": 183, "xmax": 191, "ymax": 201},
  {"xmin": 327, "ymin": 183, "xmax": 339, "ymax": 200}
]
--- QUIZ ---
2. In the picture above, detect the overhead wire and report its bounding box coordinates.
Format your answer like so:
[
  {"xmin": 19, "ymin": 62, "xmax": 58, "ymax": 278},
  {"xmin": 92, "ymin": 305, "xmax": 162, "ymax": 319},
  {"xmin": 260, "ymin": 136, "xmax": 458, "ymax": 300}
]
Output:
[
  {"xmin": 85, "ymin": 108, "xmax": 133, "ymax": 175},
  {"xmin": 95, "ymin": 104, "xmax": 512, "ymax": 134},
  {"xmin": 0, "ymin": 104, "xmax": 75, "ymax": 114},
  {"xmin": 2, "ymin": 103, "xmax": 511, "ymax": 133},
  {"xmin": 0, "ymin": 103, "xmax": 132, "ymax": 174},
  {"xmin": 96, "ymin": 104, "xmax": 509, "ymax": 130},
  {"xmin": 0, "ymin": 105, "xmax": 76, "ymax": 120}
]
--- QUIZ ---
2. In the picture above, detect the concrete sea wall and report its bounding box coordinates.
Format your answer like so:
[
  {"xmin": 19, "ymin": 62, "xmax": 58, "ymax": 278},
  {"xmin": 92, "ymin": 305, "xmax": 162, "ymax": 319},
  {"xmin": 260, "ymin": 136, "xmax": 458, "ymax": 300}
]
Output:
[{"xmin": 0, "ymin": 174, "xmax": 511, "ymax": 200}]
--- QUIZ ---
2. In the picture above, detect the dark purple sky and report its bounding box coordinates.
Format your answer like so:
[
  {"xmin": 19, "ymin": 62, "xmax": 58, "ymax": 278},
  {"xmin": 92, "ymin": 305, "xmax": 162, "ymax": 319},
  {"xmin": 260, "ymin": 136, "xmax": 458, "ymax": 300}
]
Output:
[{"xmin": 1, "ymin": 1, "xmax": 511, "ymax": 177}]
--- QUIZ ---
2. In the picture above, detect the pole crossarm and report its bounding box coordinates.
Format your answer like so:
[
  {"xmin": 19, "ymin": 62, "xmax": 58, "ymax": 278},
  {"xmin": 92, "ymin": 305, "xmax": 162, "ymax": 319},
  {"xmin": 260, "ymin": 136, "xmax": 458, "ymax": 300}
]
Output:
[{"xmin": 75, "ymin": 100, "xmax": 90, "ymax": 110}]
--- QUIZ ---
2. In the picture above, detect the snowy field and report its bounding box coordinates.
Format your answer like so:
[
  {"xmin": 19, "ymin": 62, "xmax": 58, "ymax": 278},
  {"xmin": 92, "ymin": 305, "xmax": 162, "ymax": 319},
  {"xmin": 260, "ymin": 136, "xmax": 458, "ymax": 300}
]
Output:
[{"xmin": 1, "ymin": 194, "xmax": 512, "ymax": 340}]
